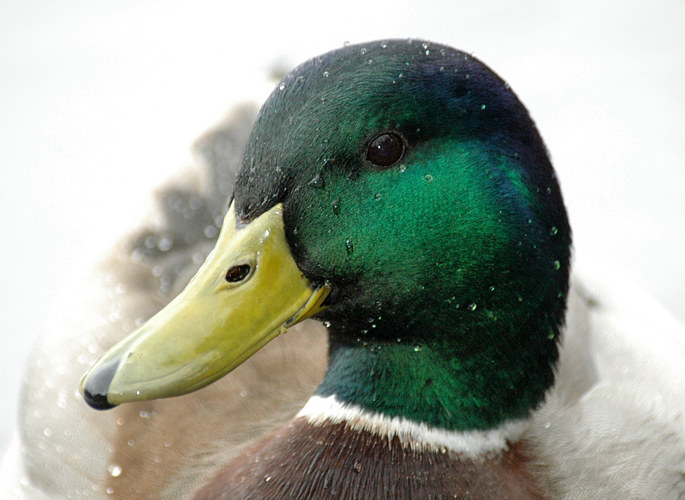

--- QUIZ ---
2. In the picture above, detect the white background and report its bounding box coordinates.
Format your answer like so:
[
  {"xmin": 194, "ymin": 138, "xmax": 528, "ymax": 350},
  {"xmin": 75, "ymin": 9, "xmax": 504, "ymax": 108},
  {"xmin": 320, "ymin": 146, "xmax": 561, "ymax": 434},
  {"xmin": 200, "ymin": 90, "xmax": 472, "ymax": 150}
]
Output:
[{"xmin": 1, "ymin": 0, "xmax": 683, "ymax": 451}]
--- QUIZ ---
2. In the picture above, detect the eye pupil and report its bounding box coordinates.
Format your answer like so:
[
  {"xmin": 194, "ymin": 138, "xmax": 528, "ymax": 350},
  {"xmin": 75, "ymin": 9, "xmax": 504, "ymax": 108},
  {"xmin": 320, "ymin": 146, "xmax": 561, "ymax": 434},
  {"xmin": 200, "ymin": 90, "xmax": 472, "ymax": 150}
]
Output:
[
  {"xmin": 225, "ymin": 264, "xmax": 251, "ymax": 283},
  {"xmin": 366, "ymin": 132, "xmax": 405, "ymax": 167}
]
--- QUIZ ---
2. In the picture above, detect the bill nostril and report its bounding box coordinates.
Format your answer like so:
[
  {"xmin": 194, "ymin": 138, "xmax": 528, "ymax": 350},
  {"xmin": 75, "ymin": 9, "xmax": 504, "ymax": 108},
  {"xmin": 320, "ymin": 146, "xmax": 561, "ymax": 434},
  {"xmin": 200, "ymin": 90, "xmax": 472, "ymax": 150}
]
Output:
[{"xmin": 225, "ymin": 264, "xmax": 251, "ymax": 283}]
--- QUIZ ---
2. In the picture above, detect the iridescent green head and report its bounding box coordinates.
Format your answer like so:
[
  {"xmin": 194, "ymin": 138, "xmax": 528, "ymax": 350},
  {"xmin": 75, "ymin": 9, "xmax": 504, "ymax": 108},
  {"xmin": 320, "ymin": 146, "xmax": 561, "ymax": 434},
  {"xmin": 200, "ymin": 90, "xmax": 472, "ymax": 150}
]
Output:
[
  {"xmin": 232, "ymin": 39, "xmax": 571, "ymax": 429},
  {"xmin": 82, "ymin": 40, "xmax": 570, "ymax": 431}
]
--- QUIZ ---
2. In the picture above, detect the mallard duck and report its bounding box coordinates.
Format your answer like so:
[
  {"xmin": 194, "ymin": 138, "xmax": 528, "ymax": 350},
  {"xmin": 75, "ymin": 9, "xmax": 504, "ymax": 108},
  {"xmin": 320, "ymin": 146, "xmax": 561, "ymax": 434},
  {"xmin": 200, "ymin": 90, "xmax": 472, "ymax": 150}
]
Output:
[{"xmin": 2, "ymin": 39, "xmax": 684, "ymax": 499}]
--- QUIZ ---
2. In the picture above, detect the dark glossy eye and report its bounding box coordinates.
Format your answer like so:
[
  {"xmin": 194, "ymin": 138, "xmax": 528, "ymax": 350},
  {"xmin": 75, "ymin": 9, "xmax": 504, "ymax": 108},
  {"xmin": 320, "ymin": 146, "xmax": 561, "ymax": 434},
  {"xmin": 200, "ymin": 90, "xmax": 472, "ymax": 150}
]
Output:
[
  {"xmin": 225, "ymin": 264, "xmax": 251, "ymax": 283},
  {"xmin": 366, "ymin": 132, "xmax": 405, "ymax": 167}
]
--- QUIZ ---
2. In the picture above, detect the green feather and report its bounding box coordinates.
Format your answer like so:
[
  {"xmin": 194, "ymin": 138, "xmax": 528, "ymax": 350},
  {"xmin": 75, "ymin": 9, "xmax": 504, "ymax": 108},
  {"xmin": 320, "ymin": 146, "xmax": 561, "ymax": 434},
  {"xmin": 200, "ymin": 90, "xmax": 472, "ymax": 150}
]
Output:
[{"xmin": 234, "ymin": 39, "xmax": 571, "ymax": 430}]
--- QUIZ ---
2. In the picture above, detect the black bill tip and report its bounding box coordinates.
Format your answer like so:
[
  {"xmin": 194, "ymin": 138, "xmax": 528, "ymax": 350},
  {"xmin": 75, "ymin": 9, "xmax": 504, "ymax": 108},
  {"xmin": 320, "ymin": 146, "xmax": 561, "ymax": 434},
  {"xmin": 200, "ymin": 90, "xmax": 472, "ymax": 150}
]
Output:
[{"xmin": 82, "ymin": 357, "xmax": 120, "ymax": 410}]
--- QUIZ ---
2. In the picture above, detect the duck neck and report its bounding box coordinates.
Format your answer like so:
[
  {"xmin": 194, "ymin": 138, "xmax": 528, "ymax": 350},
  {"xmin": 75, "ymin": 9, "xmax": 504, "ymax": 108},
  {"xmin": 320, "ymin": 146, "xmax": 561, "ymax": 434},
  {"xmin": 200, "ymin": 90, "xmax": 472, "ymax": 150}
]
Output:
[{"xmin": 314, "ymin": 328, "xmax": 556, "ymax": 434}]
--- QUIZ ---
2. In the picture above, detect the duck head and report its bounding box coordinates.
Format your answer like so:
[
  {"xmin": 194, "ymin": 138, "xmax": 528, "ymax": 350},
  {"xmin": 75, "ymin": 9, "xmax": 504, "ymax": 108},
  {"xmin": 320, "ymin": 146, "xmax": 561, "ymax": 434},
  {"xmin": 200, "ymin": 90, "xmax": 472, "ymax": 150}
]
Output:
[{"xmin": 81, "ymin": 40, "xmax": 570, "ymax": 431}]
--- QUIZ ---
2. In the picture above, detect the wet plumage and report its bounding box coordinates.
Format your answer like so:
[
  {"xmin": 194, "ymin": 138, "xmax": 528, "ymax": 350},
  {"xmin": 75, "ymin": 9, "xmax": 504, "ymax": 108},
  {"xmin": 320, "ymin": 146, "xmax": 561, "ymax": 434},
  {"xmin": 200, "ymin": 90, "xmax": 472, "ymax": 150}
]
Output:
[{"xmin": 2, "ymin": 40, "xmax": 684, "ymax": 499}]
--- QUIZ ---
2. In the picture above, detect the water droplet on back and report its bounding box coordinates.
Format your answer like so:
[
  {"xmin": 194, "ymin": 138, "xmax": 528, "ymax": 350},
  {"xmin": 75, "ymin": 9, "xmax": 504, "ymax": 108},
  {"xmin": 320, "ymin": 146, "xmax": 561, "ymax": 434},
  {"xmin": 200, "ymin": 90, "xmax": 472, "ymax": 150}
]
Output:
[
  {"xmin": 157, "ymin": 235, "xmax": 173, "ymax": 252},
  {"xmin": 107, "ymin": 464, "xmax": 122, "ymax": 477}
]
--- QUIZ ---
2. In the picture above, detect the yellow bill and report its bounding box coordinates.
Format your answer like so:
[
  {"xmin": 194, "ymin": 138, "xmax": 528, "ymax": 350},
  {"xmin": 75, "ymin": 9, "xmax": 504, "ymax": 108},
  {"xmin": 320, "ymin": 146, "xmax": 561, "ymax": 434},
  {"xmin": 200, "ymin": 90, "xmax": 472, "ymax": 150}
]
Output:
[{"xmin": 80, "ymin": 202, "xmax": 329, "ymax": 409}]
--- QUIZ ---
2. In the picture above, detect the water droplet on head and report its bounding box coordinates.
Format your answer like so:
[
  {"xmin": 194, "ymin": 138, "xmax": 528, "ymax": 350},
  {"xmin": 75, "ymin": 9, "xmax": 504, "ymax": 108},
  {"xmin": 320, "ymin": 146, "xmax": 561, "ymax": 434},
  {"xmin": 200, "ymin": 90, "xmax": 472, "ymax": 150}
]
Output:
[
  {"xmin": 345, "ymin": 238, "xmax": 354, "ymax": 255},
  {"xmin": 424, "ymin": 174, "xmax": 434, "ymax": 182},
  {"xmin": 353, "ymin": 461, "xmax": 362, "ymax": 473},
  {"xmin": 332, "ymin": 198, "xmax": 341, "ymax": 215},
  {"xmin": 373, "ymin": 193, "xmax": 382, "ymax": 200},
  {"xmin": 549, "ymin": 226, "xmax": 558, "ymax": 236},
  {"xmin": 480, "ymin": 104, "xmax": 486, "ymax": 110},
  {"xmin": 308, "ymin": 173, "xmax": 325, "ymax": 189},
  {"xmin": 360, "ymin": 47, "xmax": 367, "ymax": 55},
  {"xmin": 413, "ymin": 345, "xmax": 423, "ymax": 352},
  {"xmin": 468, "ymin": 303, "xmax": 478, "ymax": 311},
  {"xmin": 553, "ymin": 260, "xmax": 561, "ymax": 270},
  {"xmin": 323, "ymin": 71, "xmax": 329, "ymax": 78},
  {"xmin": 380, "ymin": 42, "xmax": 388, "ymax": 49},
  {"xmin": 279, "ymin": 83, "xmax": 286, "ymax": 90}
]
